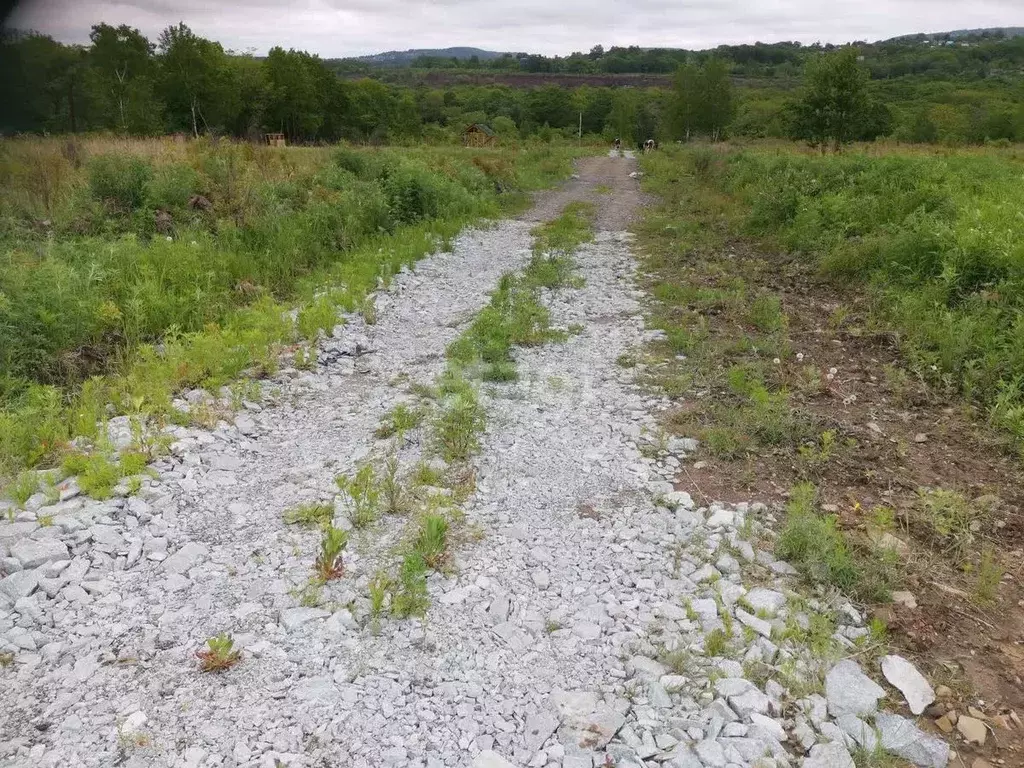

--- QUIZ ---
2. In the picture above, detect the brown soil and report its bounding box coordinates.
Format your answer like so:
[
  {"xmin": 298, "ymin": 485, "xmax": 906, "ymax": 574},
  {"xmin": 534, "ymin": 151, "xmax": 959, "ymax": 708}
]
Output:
[
  {"xmin": 522, "ymin": 154, "xmax": 649, "ymax": 230},
  {"xmin": 665, "ymin": 245, "xmax": 1024, "ymax": 766}
]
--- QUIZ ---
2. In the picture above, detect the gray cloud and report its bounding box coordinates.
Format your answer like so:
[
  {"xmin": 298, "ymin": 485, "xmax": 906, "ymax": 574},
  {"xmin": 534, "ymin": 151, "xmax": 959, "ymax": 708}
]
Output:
[{"xmin": 7, "ymin": 0, "xmax": 1024, "ymax": 57}]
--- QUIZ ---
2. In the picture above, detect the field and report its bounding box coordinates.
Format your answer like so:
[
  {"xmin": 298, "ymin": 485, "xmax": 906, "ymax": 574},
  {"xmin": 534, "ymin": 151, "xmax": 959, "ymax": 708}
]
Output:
[
  {"xmin": 636, "ymin": 140, "xmax": 1024, "ymax": 761},
  {"xmin": 0, "ymin": 136, "xmax": 584, "ymax": 481}
]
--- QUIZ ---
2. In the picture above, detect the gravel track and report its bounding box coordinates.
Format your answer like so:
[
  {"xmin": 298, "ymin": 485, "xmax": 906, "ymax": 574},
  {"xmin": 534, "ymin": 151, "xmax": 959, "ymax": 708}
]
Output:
[{"xmin": 0, "ymin": 158, "xmax": 952, "ymax": 768}]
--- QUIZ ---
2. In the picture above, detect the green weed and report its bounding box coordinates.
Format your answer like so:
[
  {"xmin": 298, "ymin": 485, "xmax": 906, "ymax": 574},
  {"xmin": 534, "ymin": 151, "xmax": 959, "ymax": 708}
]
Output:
[
  {"xmin": 432, "ymin": 391, "xmax": 486, "ymax": 463},
  {"xmin": 282, "ymin": 502, "xmax": 334, "ymax": 528},
  {"xmin": 392, "ymin": 552, "xmax": 430, "ymax": 618},
  {"xmin": 335, "ymin": 465, "xmax": 381, "ymax": 529},
  {"xmin": 413, "ymin": 513, "xmax": 450, "ymax": 570},
  {"xmin": 375, "ymin": 403, "xmax": 424, "ymax": 439},
  {"xmin": 195, "ymin": 633, "xmax": 241, "ymax": 673},
  {"xmin": 313, "ymin": 525, "xmax": 348, "ymax": 581}
]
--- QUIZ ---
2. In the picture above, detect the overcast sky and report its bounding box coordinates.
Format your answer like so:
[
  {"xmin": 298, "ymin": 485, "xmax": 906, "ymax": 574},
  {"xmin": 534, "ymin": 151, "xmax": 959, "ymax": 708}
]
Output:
[{"xmin": 6, "ymin": 0, "xmax": 1024, "ymax": 57}]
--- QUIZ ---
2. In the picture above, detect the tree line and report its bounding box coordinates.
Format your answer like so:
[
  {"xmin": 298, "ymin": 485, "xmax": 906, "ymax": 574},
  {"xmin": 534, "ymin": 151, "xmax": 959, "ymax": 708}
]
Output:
[
  {"xmin": 2, "ymin": 24, "xmax": 1023, "ymax": 148},
  {"xmin": 336, "ymin": 31, "xmax": 1024, "ymax": 81}
]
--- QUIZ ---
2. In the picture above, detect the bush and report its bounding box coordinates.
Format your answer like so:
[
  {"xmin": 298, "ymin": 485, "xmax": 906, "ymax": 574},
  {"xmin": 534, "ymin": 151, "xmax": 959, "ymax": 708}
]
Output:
[
  {"xmin": 147, "ymin": 163, "xmax": 200, "ymax": 209},
  {"xmin": 87, "ymin": 154, "xmax": 153, "ymax": 211}
]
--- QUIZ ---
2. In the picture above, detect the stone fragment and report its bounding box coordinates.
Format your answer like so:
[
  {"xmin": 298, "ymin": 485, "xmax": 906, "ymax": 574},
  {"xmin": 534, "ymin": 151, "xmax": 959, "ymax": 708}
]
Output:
[
  {"xmin": 881, "ymin": 654, "xmax": 935, "ymax": 715},
  {"xmin": 803, "ymin": 743, "xmax": 854, "ymax": 768},
  {"xmin": 876, "ymin": 712, "xmax": 950, "ymax": 768},
  {"xmin": 161, "ymin": 542, "xmax": 208, "ymax": 574},
  {"xmin": 0, "ymin": 569, "xmax": 39, "ymax": 600},
  {"xmin": 956, "ymin": 716, "xmax": 987, "ymax": 745},
  {"xmin": 523, "ymin": 711, "xmax": 558, "ymax": 753},
  {"xmin": 825, "ymin": 660, "xmax": 885, "ymax": 717},
  {"xmin": 278, "ymin": 607, "xmax": 329, "ymax": 632},
  {"xmin": 10, "ymin": 539, "xmax": 68, "ymax": 569}
]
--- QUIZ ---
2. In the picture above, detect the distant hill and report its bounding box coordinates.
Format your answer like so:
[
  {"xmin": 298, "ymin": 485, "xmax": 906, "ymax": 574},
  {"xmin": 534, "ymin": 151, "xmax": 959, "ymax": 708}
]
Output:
[
  {"xmin": 356, "ymin": 47, "xmax": 509, "ymax": 66},
  {"xmin": 890, "ymin": 27, "xmax": 1024, "ymax": 42}
]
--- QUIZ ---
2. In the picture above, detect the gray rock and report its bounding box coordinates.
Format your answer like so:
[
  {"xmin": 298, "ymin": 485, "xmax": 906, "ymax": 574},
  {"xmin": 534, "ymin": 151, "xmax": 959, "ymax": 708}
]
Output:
[
  {"xmin": 0, "ymin": 569, "xmax": 39, "ymax": 600},
  {"xmin": 161, "ymin": 542, "xmax": 209, "ymax": 574},
  {"xmin": 524, "ymin": 711, "xmax": 558, "ymax": 753},
  {"xmin": 803, "ymin": 742, "xmax": 854, "ymax": 768},
  {"xmin": 279, "ymin": 607, "xmax": 330, "ymax": 631},
  {"xmin": 881, "ymin": 654, "xmax": 935, "ymax": 715},
  {"xmin": 629, "ymin": 656, "xmax": 668, "ymax": 681},
  {"xmin": 825, "ymin": 660, "xmax": 885, "ymax": 717},
  {"xmin": 10, "ymin": 539, "xmax": 68, "ymax": 569},
  {"xmin": 744, "ymin": 588, "xmax": 786, "ymax": 615},
  {"xmin": 875, "ymin": 712, "xmax": 949, "ymax": 768},
  {"xmin": 835, "ymin": 714, "xmax": 878, "ymax": 752},
  {"xmin": 648, "ymin": 682, "xmax": 671, "ymax": 709},
  {"xmin": 735, "ymin": 609, "xmax": 772, "ymax": 638},
  {"xmin": 692, "ymin": 739, "xmax": 725, "ymax": 768},
  {"xmin": 728, "ymin": 687, "xmax": 771, "ymax": 718}
]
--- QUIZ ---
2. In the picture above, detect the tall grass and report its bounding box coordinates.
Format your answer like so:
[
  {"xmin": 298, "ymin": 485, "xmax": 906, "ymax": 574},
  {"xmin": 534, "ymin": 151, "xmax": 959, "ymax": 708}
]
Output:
[
  {"xmin": 647, "ymin": 143, "xmax": 1024, "ymax": 450},
  {"xmin": 0, "ymin": 136, "xmax": 579, "ymax": 478}
]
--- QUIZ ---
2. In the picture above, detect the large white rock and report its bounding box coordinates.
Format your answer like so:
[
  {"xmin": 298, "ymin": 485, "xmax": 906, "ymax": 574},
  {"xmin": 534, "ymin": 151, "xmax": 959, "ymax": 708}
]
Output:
[
  {"xmin": 881, "ymin": 654, "xmax": 935, "ymax": 715},
  {"xmin": 825, "ymin": 660, "xmax": 885, "ymax": 717}
]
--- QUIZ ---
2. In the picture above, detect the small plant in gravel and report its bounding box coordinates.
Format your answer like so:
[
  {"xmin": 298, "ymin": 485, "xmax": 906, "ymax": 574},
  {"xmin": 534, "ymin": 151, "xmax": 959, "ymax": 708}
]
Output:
[
  {"xmin": 379, "ymin": 456, "xmax": 409, "ymax": 514},
  {"xmin": 392, "ymin": 552, "xmax": 430, "ymax": 618},
  {"xmin": 661, "ymin": 648, "xmax": 693, "ymax": 675},
  {"xmin": 196, "ymin": 633, "xmax": 241, "ymax": 673},
  {"xmin": 368, "ymin": 571, "xmax": 392, "ymax": 631},
  {"xmin": 413, "ymin": 513, "xmax": 450, "ymax": 570},
  {"xmin": 0, "ymin": 651, "xmax": 14, "ymax": 667},
  {"xmin": 797, "ymin": 429, "xmax": 837, "ymax": 475},
  {"xmin": 6, "ymin": 471, "xmax": 38, "ymax": 506},
  {"xmin": 335, "ymin": 465, "xmax": 380, "ymax": 529},
  {"xmin": 410, "ymin": 460, "xmax": 445, "ymax": 487},
  {"xmin": 283, "ymin": 502, "xmax": 334, "ymax": 528},
  {"xmin": 432, "ymin": 391, "xmax": 486, "ymax": 463},
  {"xmin": 375, "ymin": 403, "xmax": 424, "ymax": 439},
  {"xmin": 314, "ymin": 525, "xmax": 348, "ymax": 581}
]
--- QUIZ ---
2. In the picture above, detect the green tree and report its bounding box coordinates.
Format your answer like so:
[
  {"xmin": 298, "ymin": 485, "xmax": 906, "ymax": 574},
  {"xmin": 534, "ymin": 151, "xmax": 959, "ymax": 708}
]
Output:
[
  {"xmin": 669, "ymin": 57, "xmax": 733, "ymax": 141},
  {"xmin": 157, "ymin": 23, "xmax": 228, "ymax": 136},
  {"xmin": 791, "ymin": 47, "xmax": 870, "ymax": 152},
  {"xmin": 87, "ymin": 24, "xmax": 156, "ymax": 133},
  {"xmin": 264, "ymin": 47, "xmax": 324, "ymax": 140},
  {"xmin": 607, "ymin": 89, "xmax": 637, "ymax": 144}
]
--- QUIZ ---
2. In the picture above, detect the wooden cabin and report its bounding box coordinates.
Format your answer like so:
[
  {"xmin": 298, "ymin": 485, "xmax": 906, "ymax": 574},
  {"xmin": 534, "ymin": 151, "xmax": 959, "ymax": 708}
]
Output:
[
  {"xmin": 462, "ymin": 123, "xmax": 497, "ymax": 147},
  {"xmin": 265, "ymin": 133, "xmax": 286, "ymax": 147}
]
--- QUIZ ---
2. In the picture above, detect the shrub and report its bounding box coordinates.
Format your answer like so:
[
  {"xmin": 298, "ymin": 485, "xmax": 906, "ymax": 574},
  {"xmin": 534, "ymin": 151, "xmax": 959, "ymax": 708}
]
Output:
[
  {"xmin": 87, "ymin": 154, "xmax": 152, "ymax": 211},
  {"xmin": 147, "ymin": 164, "xmax": 200, "ymax": 210}
]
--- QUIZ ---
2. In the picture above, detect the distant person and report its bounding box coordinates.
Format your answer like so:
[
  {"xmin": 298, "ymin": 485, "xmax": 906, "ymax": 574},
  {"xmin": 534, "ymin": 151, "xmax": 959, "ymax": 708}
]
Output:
[
  {"xmin": 614, "ymin": 137, "xmax": 621, "ymax": 150},
  {"xmin": 644, "ymin": 139, "xmax": 655, "ymax": 154}
]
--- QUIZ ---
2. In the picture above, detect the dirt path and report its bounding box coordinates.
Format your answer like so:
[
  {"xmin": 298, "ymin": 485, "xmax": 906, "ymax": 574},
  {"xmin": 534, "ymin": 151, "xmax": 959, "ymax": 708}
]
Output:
[
  {"xmin": 0, "ymin": 157, "xmax": 954, "ymax": 768},
  {"xmin": 522, "ymin": 155, "xmax": 647, "ymax": 230}
]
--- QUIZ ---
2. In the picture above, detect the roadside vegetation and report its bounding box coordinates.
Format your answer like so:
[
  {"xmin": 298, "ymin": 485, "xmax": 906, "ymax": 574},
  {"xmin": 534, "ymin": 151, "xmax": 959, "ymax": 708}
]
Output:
[
  {"xmin": 0, "ymin": 137, "xmax": 581, "ymax": 486},
  {"xmin": 635, "ymin": 140, "xmax": 1023, "ymax": 742}
]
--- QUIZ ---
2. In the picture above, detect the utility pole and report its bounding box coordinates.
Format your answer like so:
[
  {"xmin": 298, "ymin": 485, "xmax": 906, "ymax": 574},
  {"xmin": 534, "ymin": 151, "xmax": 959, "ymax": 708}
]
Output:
[{"xmin": 578, "ymin": 111, "xmax": 582, "ymax": 145}]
